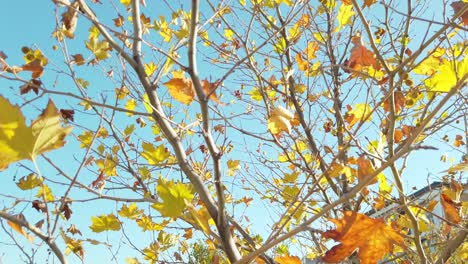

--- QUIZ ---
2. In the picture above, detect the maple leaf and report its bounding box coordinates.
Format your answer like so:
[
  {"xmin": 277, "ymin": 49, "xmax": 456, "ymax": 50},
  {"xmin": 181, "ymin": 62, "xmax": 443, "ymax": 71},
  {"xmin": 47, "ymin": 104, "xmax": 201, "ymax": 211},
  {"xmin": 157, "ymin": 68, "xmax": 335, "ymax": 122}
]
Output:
[
  {"xmin": 383, "ymin": 91, "xmax": 405, "ymax": 114},
  {"xmin": 322, "ymin": 211, "xmax": 405, "ymax": 264},
  {"xmin": 164, "ymin": 77, "xmax": 195, "ymax": 105},
  {"xmin": 268, "ymin": 106, "xmax": 295, "ymax": 135},
  {"xmin": 72, "ymin": 54, "xmax": 85, "ymax": 66},
  {"xmin": 274, "ymin": 255, "xmax": 301, "ymax": 264},
  {"xmin": 336, "ymin": 3, "xmax": 354, "ymax": 32},
  {"xmin": 357, "ymin": 156, "xmax": 378, "ymax": 185},
  {"xmin": 22, "ymin": 59, "xmax": 44, "ymax": 78},
  {"xmin": 61, "ymin": 1, "xmax": 79, "ymax": 38},
  {"xmin": 152, "ymin": 177, "xmax": 194, "ymax": 218},
  {"xmin": 345, "ymin": 35, "xmax": 380, "ymax": 71},
  {"xmin": 16, "ymin": 173, "xmax": 43, "ymax": 190},
  {"xmin": 440, "ymin": 193, "xmax": 461, "ymax": 225},
  {"xmin": 344, "ymin": 103, "xmax": 372, "ymax": 128},
  {"xmin": 141, "ymin": 142, "xmax": 170, "ymax": 165},
  {"xmin": 425, "ymin": 56, "xmax": 467, "ymax": 92},
  {"xmin": 85, "ymin": 38, "xmax": 111, "ymax": 61},
  {"xmin": 118, "ymin": 203, "xmax": 144, "ymax": 220},
  {"xmin": 32, "ymin": 200, "xmax": 47, "ymax": 213},
  {"xmin": 60, "ymin": 109, "xmax": 75, "ymax": 122},
  {"xmin": 19, "ymin": 79, "xmax": 41, "ymax": 95},
  {"xmin": 451, "ymin": 1, "xmax": 468, "ymax": 26},
  {"xmin": 201, "ymin": 80, "xmax": 223, "ymax": 104},
  {"xmin": 89, "ymin": 213, "xmax": 121, "ymax": 233},
  {"xmin": 0, "ymin": 97, "xmax": 72, "ymax": 170}
]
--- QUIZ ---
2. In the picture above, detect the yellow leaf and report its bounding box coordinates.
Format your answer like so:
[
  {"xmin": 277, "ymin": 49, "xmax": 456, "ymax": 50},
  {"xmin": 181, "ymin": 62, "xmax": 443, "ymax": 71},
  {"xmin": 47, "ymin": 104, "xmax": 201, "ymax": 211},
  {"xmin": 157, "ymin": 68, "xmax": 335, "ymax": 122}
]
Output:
[
  {"xmin": 16, "ymin": 173, "xmax": 43, "ymax": 190},
  {"xmin": 0, "ymin": 97, "xmax": 72, "ymax": 170},
  {"xmin": 36, "ymin": 184, "xmax": 54, "ymax": 202},
  {"xmin": 85, "ymin": 38, "xmax": 111, "ymax": 61},
  {"xmin": 426, "ymin": 56, "xmax": 468, "ymax": 92},
  {"xmin": 345, "ymin": 103, "xmax": 372, "ymax": 128},
  {"xmin": 224, "ymin": 29, "xmax": 234, "ymax": 41},
  {"xmin": 152, "ymin": 177, "xmax": 194, "ymax": 218},
  {"xmin": 144, "ymin": 62, "xmax": 157, "ymax": 76},
  {"xmin": 227, "ymin": 159, "xmax": 240, "ymax": 176},
  {"xmin": 336, "ymin": 4, "xmax": 354, "ymax": 32},
  {"xmin": 95, "ymin": 155, "xmax": 118, "ymax": 176},
  {"xmin": 268, "ymin": 106, "xmax": 294, "ymax": 135},
  {"xmin": 164, "ymin": 78, "xmax": 195, "ymax": 105},
  {"xmin": 120, "ymin": 0, "xmax": 131, "ymax": 6},
  {"xmin": 125, "ymin": 99, "xmax": 137, "ymax": 116},
  {"xmin": 141, "ymin": 142, "xmax": 170, "ymax": 165},
  {"xmin": 89, "ymin": 214, "xmax": 121, "ymax": 233},
  {"xmin": 136, "ymin": 215, "xmax": 169, "ymax": 231},
  {"xmin": 118, "ymin": 203, "xmax": 144, "ymax": 220}
]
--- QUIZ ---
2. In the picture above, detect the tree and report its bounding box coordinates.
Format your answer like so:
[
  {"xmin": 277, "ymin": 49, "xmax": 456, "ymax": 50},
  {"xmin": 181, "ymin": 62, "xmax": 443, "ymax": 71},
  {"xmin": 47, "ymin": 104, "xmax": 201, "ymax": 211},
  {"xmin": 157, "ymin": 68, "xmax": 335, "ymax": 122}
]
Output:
[{"xmin": 0, "ymin": 0, "xmax": 467, "ymax": 263}]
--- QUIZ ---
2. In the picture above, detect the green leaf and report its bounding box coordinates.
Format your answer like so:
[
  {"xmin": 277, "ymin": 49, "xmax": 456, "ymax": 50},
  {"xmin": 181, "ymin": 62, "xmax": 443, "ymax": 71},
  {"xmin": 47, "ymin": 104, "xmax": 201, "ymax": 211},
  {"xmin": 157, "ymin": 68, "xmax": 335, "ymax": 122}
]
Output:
[
  {"xmin": 152, "ymin": 177, "xmax": 194, "ymax": 218},
  {"xmin": 89, "ymin": 214, "xmax": 121, "ymax": 233}
]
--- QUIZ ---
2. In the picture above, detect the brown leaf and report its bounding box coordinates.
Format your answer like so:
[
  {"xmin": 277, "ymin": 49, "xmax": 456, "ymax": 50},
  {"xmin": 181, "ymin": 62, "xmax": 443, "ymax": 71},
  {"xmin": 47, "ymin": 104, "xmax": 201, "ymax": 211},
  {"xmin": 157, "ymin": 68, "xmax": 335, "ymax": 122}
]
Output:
[
  {"xmin": 72, "ymin": 54, "xmax": 85, "ymax": 66},
  {"xmin": 383, "ymin": 91, "xmax": 405, "ymax": 114},
  {"xmin": 322, "ymin": 211, "xmax": 405, "ymax": 264},
  {"xmin": 113, "ymin": 15, "xmax": 124, "ymax": 27},
  {"xmin": 62, "ymin": 202, "xmax": 72, "ymax": 220},
  {"xmin": 35, "ymin": 219, "xmax": 45, "ymax": 229},
  {"xmin": 32, "ymin": 200, "xmax": 47, "ymax": 213},
  {"xmin": 67, "ymin": 224, "xmax": 82, "ymax": 236},
  {"xmin": 20, "ymin": 79, "xmax": 41, "ymax": 95},
  {"xmin": 91, "ymin": 171, "xmax": 106, "ymax": 191},
  {"xmin": 394, "ymin": 129, "xmax": 403, "ymax": 143},
  {"xmin": 60, "ymin": 109, "xmax": 75, "ymax": 122},
  {"xmin": 61, "ymin": 1, "xmax": 80, "ymax": 38},
  {"xmin": 451, "ymin": 1, "xmax": 468, "ymax": 26},
  {"xmin": 22, "ymin": 59, "xmax": 44, "ymax": 78}
]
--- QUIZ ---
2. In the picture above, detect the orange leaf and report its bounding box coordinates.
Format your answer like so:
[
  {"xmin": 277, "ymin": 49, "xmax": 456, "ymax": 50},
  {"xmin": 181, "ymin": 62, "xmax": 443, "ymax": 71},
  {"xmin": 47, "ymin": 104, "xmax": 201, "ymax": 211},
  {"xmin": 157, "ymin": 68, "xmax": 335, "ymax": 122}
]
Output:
[
  {"xmin": 201, "ymin": 80, "xmax": 222, "ymax": 104},
  {"xmin": 394, "ymin": 129, "xmax": 403, "ymax": 143},
  {"xmin": 164, "ymin": 78, "xmax": 195, "ymax": 105},
  {"xmin": 7, "ymin": 214, "xmax": 34, "ymax": 242},
  {"xmin": 346, "ymin": 35, "xmax": 380, "ymax": 71},
  {"xmin": 454, "ymin": 134, "xmax": 465, "ymax": 147},
  {"xmin": 440, "ymin": 193, "xmax": 461, "ymax": 224},
  {"xmin": 322, "ymin": 211, "xmax": 405, "ymax": 264},
  {"xmin": 61, "ymin": 1, "xmax": 79, "ymax": 38},
  {"xmin": 274, "ymin": 255, "xmax": 301, "ymax": 264},
  {"xmin": 357, "ymin": 156, "xmax": 377, "ymax": 185}
]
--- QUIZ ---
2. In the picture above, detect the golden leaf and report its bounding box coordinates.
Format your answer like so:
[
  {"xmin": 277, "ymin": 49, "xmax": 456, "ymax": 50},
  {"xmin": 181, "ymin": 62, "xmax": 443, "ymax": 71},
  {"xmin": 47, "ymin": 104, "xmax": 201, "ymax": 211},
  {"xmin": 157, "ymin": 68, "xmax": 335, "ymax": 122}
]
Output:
[
  {"xmin": 0, "ymin": 97, "xmax": 72, "ymax": 170},
  {"xmin": 164, "ymin": 78, "xmax": 195, "ymax": 105}
]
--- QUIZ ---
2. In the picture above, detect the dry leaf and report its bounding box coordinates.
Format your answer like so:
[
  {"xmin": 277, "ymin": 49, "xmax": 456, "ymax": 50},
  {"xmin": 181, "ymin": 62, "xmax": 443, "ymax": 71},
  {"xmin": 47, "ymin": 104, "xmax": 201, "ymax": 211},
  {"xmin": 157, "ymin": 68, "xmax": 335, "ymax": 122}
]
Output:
[
  {"xmin": 7, "ymin": 214, "xmax": 34, "ymax": 242},
  {"xmin": 268, "ymin": 106, "xmax": 295, "ymax": 136},
  {"xmin": 201, "ymin": 80, "xmax": 222, "ymax": 104},
  {"xmin": 322, "ymin": 211, "xmax": 405, "ymax": 264},
  {"xmin": 345, "ymin": 35, "xmax": 380, "ymax": 71},
  {"xmin": 451, "ymin": 1, "xmax": 468, "ymax": 26},
  {"xmin": 61, "ymin": 1, "xmax": 80, "ymax": 38},
  {"xmin": 164, "ymin": 78, "xmax": 195, "ymax": 105}
]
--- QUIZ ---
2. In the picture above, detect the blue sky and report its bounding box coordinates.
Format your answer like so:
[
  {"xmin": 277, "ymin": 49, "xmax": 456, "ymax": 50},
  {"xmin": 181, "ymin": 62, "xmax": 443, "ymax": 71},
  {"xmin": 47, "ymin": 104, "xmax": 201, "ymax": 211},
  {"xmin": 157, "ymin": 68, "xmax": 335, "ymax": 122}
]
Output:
[{"xmin": 0, "ymin": 1, "xmax": 466, "ymax": 263}]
